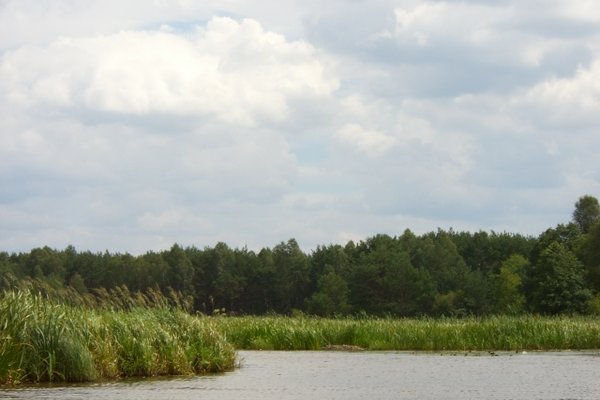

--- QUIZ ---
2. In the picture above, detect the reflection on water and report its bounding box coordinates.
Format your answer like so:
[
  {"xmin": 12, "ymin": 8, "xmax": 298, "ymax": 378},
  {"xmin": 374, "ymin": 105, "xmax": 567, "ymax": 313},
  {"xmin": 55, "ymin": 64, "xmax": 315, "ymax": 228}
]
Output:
[{"xmin": 1, "ymin": 351, "xmax": 599, "ymax": 400}]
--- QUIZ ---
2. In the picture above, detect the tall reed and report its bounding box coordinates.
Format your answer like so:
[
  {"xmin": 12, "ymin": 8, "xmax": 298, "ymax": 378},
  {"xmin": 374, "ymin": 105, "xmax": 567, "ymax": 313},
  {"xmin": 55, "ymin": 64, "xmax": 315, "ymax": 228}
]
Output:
[
  {"xmin": 0, "ymin": 290, "xmax": 235, "ymax": 385},
  {"xmin": 208, "ymin": 315, "xmax": 600, "ymax": 351}
]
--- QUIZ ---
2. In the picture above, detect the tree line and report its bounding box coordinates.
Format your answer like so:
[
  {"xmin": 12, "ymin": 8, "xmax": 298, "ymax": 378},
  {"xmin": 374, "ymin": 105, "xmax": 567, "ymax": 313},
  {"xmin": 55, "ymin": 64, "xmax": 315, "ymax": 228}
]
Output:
[{"xmin": 1, "ymin": 195, "xmax": 599, "ymax": 316}]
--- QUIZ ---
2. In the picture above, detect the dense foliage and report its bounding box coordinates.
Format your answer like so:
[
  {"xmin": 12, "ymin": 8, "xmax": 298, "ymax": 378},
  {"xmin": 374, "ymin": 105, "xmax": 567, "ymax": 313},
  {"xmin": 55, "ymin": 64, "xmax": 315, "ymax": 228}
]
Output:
[
  {"xmin": 2, "ymin": 196, "xmax": 600, "ymax": 317},
  {"xmin": 209, "ymin": 315, "xmax": 600, "ymax": 351},
  {"xmin": 0, "ymin": 289, "xmax": 235, "ymax": 385}
]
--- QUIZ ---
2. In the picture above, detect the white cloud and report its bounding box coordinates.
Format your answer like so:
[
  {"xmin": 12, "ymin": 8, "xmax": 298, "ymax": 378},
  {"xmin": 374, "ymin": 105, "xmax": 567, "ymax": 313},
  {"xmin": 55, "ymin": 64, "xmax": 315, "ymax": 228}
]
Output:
[
  {"xmin": 335, "ymin": 123, "xmax": 397, "ymax": 156},
  {"xmin": 1, "ymin": 1, "xmax": 600, "ymax": 253},
  {"xmin": 518, "ymin": 60, "xmax": 600, "ymax": 125},
  {"xmin": 0, "ymin": 17, "xmax": 338, "ymax": 127},
  {"xmin": 557, "ymin": 0, "xmax": 600, "ymax": 23},
  {"xmin": 389, "ymin": 1, "xmax": 586, "ymax": 71},
  {"xmin": 138, "ymin": 208, "xmax": 208, "ymax": 232},
  {"xmin": 393, "ymin": 2, "xmax": 511, "ymax": 45}
]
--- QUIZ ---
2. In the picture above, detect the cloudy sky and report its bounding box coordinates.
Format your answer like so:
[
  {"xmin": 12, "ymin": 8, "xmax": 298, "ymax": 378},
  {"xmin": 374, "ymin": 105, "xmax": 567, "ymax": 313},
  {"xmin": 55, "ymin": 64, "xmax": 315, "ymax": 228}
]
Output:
[{"xmin": 1, "ymin": 0, "xmax": 599, "ymax": 254}]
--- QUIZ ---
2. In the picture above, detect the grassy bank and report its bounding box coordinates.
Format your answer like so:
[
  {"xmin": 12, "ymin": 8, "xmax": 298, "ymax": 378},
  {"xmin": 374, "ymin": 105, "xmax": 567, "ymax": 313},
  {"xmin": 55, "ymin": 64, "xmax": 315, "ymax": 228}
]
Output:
[
  {"xmin": 0, "ymin": 290, "xmax": 235, "ymax": 385},
  {"xmin": 209, "ymin": 315, "xmax": 600, "ymax": 351},
  {"xmin": 3, "ymin": 288, "xmax": 599, "ymax": 384}
]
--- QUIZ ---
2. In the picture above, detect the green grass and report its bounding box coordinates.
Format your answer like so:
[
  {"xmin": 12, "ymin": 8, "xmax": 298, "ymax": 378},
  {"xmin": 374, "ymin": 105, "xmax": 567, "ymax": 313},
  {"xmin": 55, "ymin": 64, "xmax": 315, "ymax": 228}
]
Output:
[
  {"xmin": 3, "ymin": 287, "xmax": 600, "ymax": 385},
  {"xmin": 207, "ymin": 315, "xmax": 600, "ymax": 351},
  {"xmin": 0, "ymin": 290, "xmax": 235, "ymax": 385}
]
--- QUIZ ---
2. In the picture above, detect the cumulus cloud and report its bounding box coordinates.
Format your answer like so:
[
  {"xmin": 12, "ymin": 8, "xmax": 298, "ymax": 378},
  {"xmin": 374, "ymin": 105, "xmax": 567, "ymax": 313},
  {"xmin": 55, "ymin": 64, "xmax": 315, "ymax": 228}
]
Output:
[
  {"xmin": 517, "ymin": 60, "xmax": 600, "ymax": 126},
  {"xmin": 335, "ymin": 123, "xmax": 397, "ymax": 156},
  {"xmin": 1, "ymin": 1, "xmax": 599, "ymax": 252},
  {"xmin": 393, "ymin": 2, "xmax": 508, "ymax": 46},
  {"xmin": 0, "ymin": 17, "xmax": 338, "ymax": 127},
  {"xmin": 0, "ymin": 16, "xmax": 338, "ymax": 251},
  {"xmin": 391, "ymin": 1, "xmax": 587, "ymax": 73}
]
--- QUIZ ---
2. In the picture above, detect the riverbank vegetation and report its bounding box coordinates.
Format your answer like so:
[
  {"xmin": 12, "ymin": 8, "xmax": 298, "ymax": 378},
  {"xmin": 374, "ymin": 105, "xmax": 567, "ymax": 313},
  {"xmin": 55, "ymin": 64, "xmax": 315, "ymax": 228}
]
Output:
[
  {"xmin": 0, "ymin": 289, "xmax": 235, "ymax": 385},
  {"xmin": 2, "ymin": 195, "xmax": 600, "ymax": 317},
  {"xmin": 208, "ymin": 315, "xmax": 600, "ymax": 351},
  {"xmin": 2, "ymin": 285, "xmax": 600, "ymax": 386}
]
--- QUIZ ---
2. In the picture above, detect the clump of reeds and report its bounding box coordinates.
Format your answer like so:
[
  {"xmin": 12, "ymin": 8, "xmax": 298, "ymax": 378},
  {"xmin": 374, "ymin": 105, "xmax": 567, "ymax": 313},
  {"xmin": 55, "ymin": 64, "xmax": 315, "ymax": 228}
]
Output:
[
  {"xmin": 3, "ymin": 276, "xmax": 194, "ymax": 312},
  {"xmin": 0, "ymin": 290, "xmax": 235, "ymax": 385},
  {"xmin": 208, "ymin": 315, "xmax": 600, "ymax": 351}
]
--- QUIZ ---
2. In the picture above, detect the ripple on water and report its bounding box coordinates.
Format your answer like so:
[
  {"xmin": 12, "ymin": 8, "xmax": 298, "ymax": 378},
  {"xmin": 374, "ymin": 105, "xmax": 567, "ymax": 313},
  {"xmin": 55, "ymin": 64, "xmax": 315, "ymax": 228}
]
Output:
[{"xmin": 1, "ymin": 351, "xmax": 599, "ymax": 400}]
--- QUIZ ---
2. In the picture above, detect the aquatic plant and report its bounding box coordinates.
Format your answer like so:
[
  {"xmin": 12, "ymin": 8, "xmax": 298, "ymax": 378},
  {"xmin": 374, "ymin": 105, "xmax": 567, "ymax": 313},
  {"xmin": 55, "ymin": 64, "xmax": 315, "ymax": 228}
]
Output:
[
  {"xmin": 3, "ymin": 287, "xmax": 599, "ymax": 385},
  {"xmin": 0, "ymin": 290, "xmax": 235, "ymax": 385},
  {"xmin": 208, "ymin": 315, "xmax": 600, "ymax": 351}
]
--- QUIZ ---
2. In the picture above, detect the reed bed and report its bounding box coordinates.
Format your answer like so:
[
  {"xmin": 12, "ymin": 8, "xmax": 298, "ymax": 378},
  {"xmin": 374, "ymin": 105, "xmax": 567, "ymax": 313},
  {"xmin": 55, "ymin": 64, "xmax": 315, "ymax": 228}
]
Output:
[
  {"xmin": 209, "ymin": 315, "xmax": 600, "ymax": 352},
  {"xmin": 0, "ymin": 290, "xmax": 235, "ymax": 385},
  {"xmin": 3, "ymin": 286, "xmax": 599, "ymax": 384}
]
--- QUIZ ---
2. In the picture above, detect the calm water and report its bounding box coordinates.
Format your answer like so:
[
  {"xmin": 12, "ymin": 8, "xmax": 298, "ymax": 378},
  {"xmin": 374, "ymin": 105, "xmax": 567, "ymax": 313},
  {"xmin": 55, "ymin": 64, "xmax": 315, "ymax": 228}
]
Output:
[{"xmin": 1, "ymin": 351, "xmax": 599, "ymax": 400}]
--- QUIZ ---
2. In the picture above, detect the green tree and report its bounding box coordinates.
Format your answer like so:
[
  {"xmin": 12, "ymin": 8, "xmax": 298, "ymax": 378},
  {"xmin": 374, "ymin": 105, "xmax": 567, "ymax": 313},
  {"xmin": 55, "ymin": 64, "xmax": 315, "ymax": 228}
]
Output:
[
  {"xmin": 25, "ymin": 247, "xmax": 66, "ymax": 282},
  {"xmin": 234, "ymin": 248, "xmax": 270, "ymax": 314},
  {"xmin": 305, "ymin": 271, "xmax": 350, "ymax": 316},
  {"xmin": 403, "ymin": 230, "xmax": 475, "ymax": 315},
  {"xmin": 163, "ymin": 244, "xmax": 194, "ymax": 296},
  {"xmin": 68, "ymin": 272, "xmax": 88, "ymax": 294},
  {"xmin": 348, "ymin": 234, "xmax": 435, "ymax": 316},
  {"xmin": 100, "ymin": 253, "xmax": 136, "ymax": 289},
  {"xmin": 0, "ymin": 252, "xmax": 19, "ymax": 288},
  {"xmin": 213, "ymin": 244, "xmax": 247, "ymax": 312},
  {"xmin": 410, "ymin": 230, "xmax": 469, "ymax": 294},
  {"xmin": 530, "ymin": 223, "xmax": 582, "ymax": 265},
  {"xmin": 251, "ymin": 248, "xmax": 277, "ymax": 312},
  {"xmin": 573, "ymin": 195, "xmax": 600, "ymax": 234},
  {"xmin": 449, "ymin": 230, "xmax": 535, "ymax": 273},
  {"xmin": 494, "ymin": 254, "xmax": 528, "ymax": 314},
  {"xmin": 579, "ymin": 222, "xmax": 600, "ymax": 292},
  {"xmin": 528, "ymin": 242, "xmax": 591, "ymax": 314},
  {"xmin": 273, "ymin": 239, "xmax": 310, "ymax": 313},
  {"xmin": 139, "ymin": 251, "xmax": 171, "ymax": 290},
  {"xmin": 309, "ymin": 244, "xmax": 351, "ymax": 293},
  {"xmin": 69, "ymin": 250, "xmax": 105, "ymax": 290}
]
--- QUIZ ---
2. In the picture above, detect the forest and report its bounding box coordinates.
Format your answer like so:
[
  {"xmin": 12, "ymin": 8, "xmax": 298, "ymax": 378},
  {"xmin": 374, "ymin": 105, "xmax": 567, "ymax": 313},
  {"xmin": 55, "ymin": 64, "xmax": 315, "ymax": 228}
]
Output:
[{"xmin": 2, "ymin": 195, "xmax": 600, "ymax": 317}]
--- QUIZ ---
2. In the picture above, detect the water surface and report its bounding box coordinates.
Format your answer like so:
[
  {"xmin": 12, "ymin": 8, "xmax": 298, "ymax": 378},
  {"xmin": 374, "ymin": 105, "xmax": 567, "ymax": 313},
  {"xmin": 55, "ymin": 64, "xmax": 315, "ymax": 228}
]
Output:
[{"xmin": 1, "ymin": 351, "xmax": 599, "ymax": 399}]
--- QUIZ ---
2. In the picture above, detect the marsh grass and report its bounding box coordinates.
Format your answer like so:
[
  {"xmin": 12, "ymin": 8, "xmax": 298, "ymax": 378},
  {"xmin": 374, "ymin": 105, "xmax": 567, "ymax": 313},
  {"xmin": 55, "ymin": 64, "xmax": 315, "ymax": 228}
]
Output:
[
  {"xmin": 209, "ymin": 315, "xmax": 600, "ymax": 351},
  {"xmin": 0, "ymin": 290, "xmax": 235, "ymax": 385},
  {"xmin": 3, "ymin": 283, "xmax": 599, "ymax": 384},
  {"xmin": 1, "ymin": 276, "xmax": 194, "ymax": 312}
]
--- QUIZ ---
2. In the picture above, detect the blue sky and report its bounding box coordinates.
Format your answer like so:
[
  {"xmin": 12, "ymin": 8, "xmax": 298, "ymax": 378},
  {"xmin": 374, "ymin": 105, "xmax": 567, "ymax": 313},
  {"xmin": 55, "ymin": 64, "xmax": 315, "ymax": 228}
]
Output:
[{"xmin": 1, "ymin": 0, "xmax": 599, "ymax": 253}]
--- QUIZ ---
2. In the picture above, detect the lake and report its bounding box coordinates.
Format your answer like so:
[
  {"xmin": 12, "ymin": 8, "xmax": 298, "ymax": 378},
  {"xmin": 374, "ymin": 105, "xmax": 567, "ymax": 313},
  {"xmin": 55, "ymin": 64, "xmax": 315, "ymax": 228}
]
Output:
[{"xmin": 1, "ymin": 351, "xmax": 599, "ymax": 399}]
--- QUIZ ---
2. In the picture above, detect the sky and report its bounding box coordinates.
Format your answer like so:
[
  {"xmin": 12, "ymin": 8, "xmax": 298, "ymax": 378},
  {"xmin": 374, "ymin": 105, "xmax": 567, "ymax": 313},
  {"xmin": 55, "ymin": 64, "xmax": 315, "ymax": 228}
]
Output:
[{"xmin": 1, "ymin": 0, "xmax": 599, "ymax": 254}]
